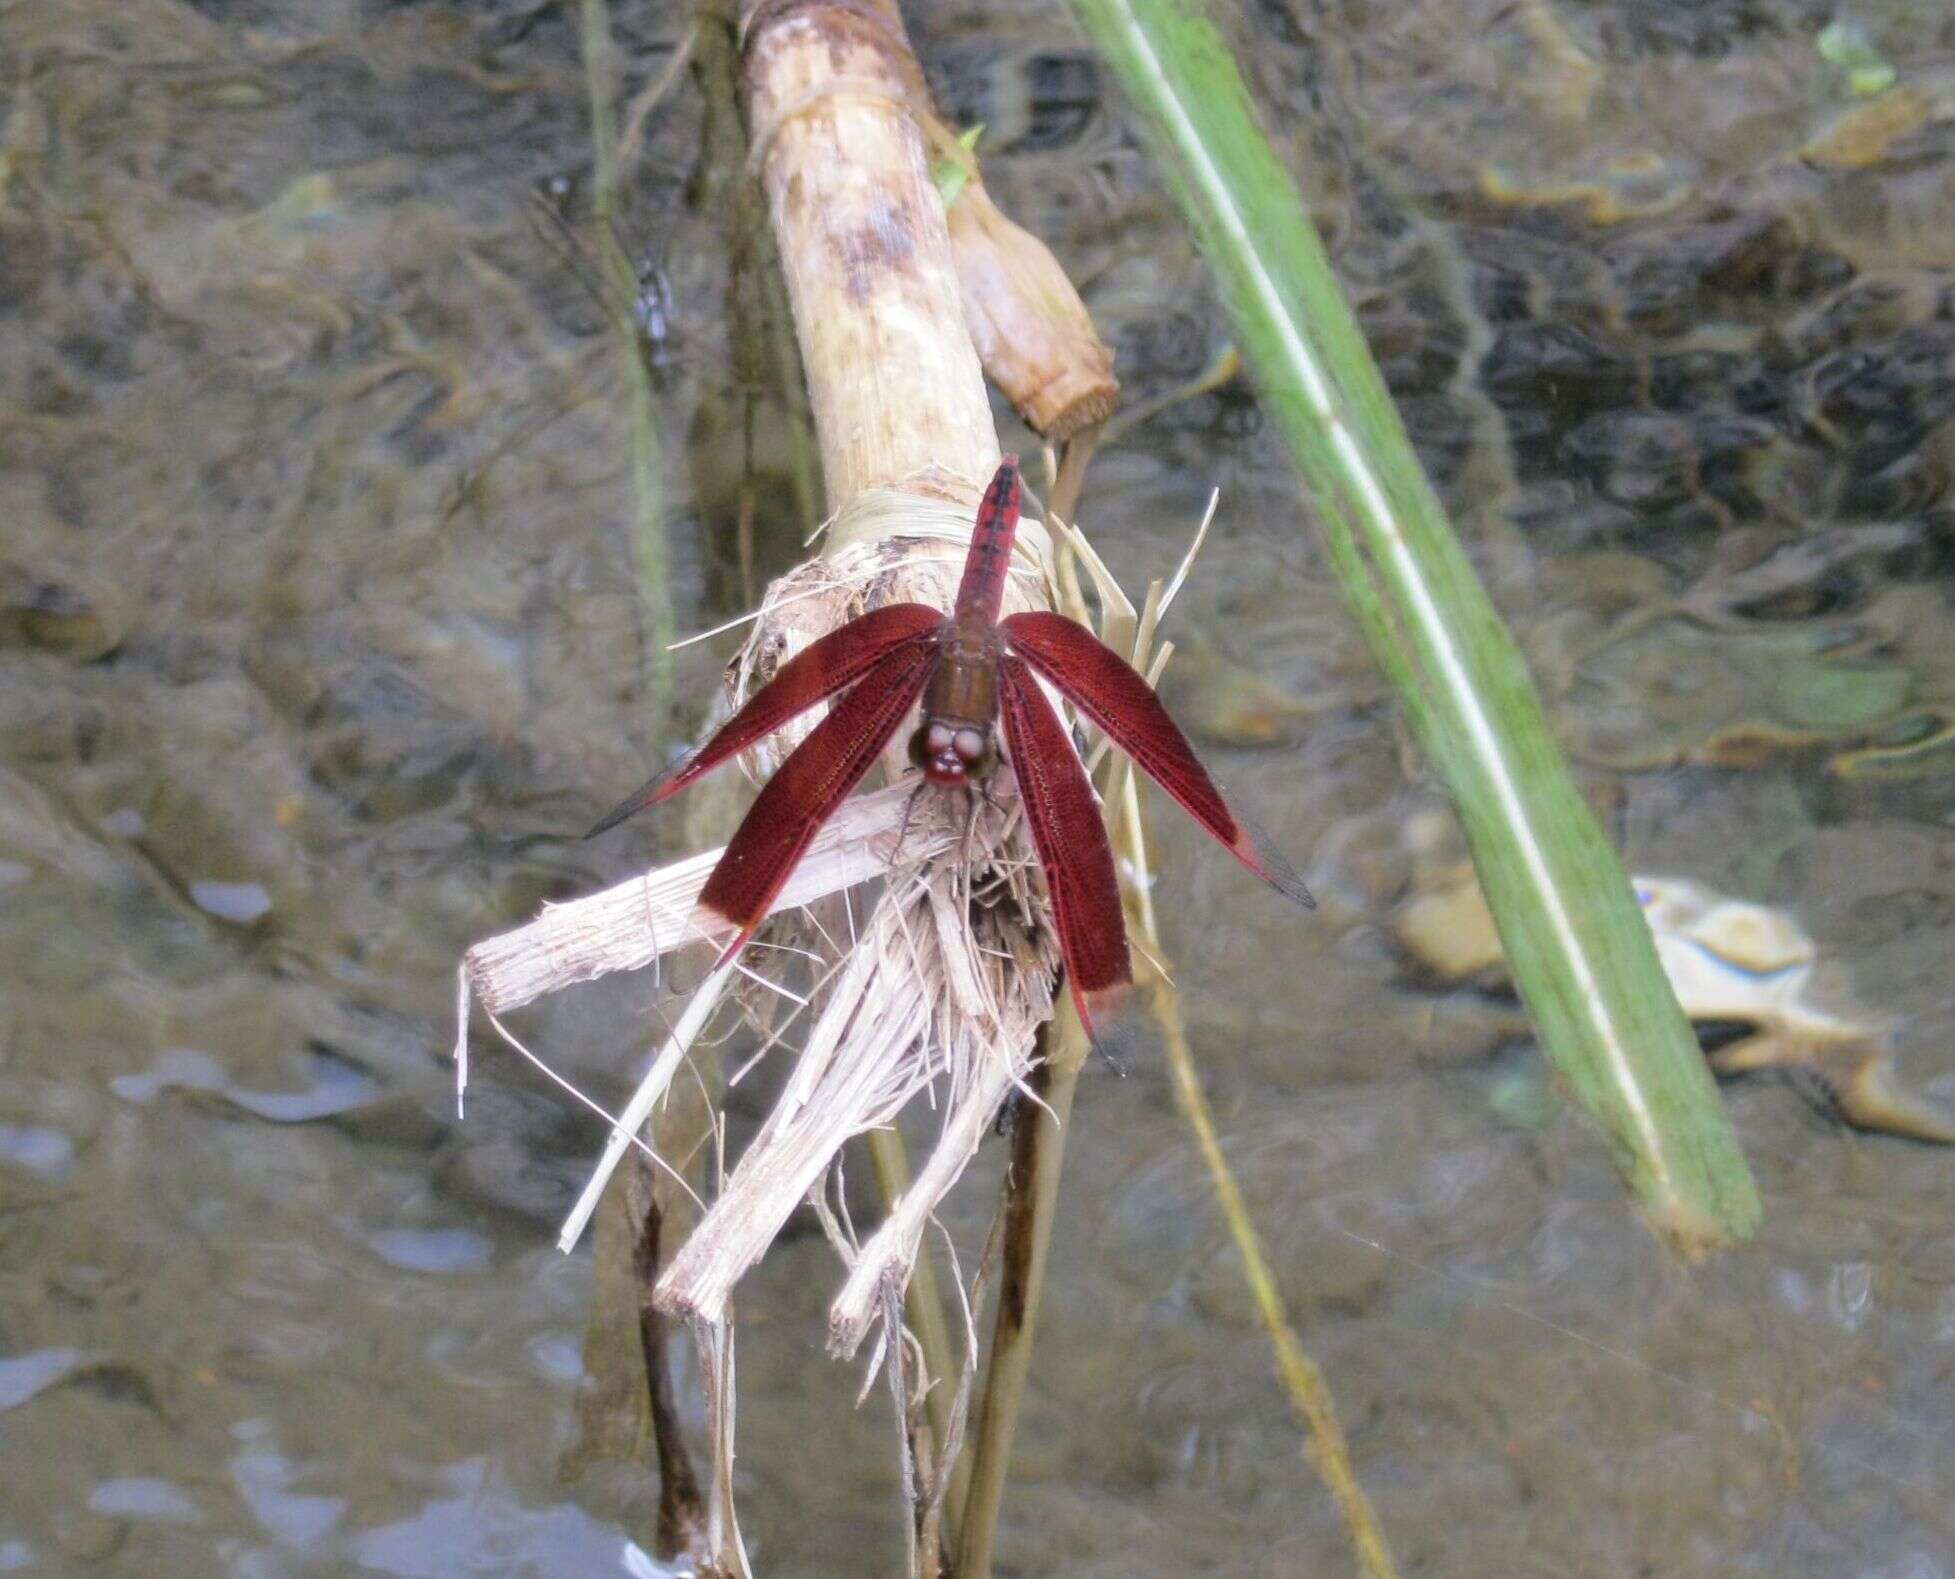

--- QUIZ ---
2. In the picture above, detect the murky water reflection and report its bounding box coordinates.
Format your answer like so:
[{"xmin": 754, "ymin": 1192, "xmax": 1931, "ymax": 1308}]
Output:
[{"xmin": 2, "ymin": 0, "xmax": 1952, "ymax": 1573}]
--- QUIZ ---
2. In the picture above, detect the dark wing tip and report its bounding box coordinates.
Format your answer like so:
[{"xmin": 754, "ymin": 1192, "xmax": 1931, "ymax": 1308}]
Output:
[
  {"xmin": 1078, "ymin": 984, "xmax": 1135, "ymax": 1073},
  {"xmin": 1073, "ymin": 980, "xmax": 1132, "ymax": 1055},
  {"xmin": 582, "ymin": 764, "xmax": 681, "ymax": 840},
  {"xmin": 1264, "ymin": 862, "xmax": 1317, "ymax": 911},
  {"xmin": 582, "ymin": 806, "xmax": 634, "ymax": 841},
  {"xmin": 1232, "ymin": 809, "xmax": 1316, "ymax": 911}
]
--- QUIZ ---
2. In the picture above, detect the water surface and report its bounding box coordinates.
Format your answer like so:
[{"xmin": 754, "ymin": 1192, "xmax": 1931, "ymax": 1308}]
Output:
[{"xmin": 2, "ymin": 1, "xmax": 1953, "ymax": 1573}]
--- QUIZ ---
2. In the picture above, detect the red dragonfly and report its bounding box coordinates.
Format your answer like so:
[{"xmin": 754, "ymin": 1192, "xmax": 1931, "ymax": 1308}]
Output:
[{"xmin": 589, "ymin": 457, "xmax": 1311, "ymax": 1038}]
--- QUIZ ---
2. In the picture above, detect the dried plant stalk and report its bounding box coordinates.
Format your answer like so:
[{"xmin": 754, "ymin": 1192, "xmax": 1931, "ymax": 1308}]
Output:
[
  {"xmin": 461, "ymin": 2, "xmax": 1069, "ymax": 1568},
  {"xmin": 457, "ymin": 5, "xmax": 1164, "ymax": 1569},
  {"xmin": 639, "ymin": 513, "xmax": 1057, "ymax": 1306},
  {"xmin": 464, "ymin": 781, "xmax": 944, "ymax": 1018},
  {"xmin": 947, "ymin": 176, "xmax": 1118, "ymax": 441},
  {"xmin": 741, "ymin": 0, "xmax": 994, "ymax": 501}
]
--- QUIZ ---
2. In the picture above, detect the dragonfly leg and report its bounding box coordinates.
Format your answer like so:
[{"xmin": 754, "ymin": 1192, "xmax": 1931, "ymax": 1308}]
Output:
[{"xmin": 893, "ymin": 776, "xmax": 930, "ymax": 866}]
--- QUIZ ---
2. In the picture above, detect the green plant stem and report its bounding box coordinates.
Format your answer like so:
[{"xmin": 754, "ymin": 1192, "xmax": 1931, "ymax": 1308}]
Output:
[
  {"xmin": 1069, "ymin": 0, "xmax": 1759, "ymax": 1250},
  {"xmin": 581, "ymin": 0, "xmax": 675, "ymax": 726},
  {"xmin": 692, "ymin": 10, "xmax": 824, "ymax": 539}
]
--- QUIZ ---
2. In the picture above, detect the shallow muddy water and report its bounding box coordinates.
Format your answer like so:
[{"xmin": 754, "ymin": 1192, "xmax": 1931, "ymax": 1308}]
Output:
[{"xmin": 2, "ymin": 1, "xmax": 1954, "ymax": 1574}]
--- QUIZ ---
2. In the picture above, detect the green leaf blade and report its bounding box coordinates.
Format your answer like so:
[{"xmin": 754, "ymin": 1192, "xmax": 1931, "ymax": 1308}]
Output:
[{"xmin": 1072, "ymin": 0, "xmax": 1760, "ymax": 1248}]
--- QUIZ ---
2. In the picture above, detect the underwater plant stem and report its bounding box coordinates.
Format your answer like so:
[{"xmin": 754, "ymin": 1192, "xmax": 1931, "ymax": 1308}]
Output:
[
  {"xmin": 956, "ymin": 1013, "xmax": 1088, "ymax": 1579},
  {"xmin": 580, "ymin": 0, "xmax": 675, "ymax": 723},
  {"xmin": 1069, "ymin": 0, "xmax": 1760, "ymax": 1250},
  {"xmin": 691, "ymin": 11, "xmax": 824, "ymax": 537},
  {"xmin": 1142, "ymin": 958, "xmax": 1397, "ymax": 1577},
  {"xmin": 631, "ymin": 1177, "xmax": 708, "ymax": 1554}
]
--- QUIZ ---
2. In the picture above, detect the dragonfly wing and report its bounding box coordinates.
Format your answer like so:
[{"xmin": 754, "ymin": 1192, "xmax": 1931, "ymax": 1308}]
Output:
[
  {"xmin": 587, "ymin": 603, "xmax": 945, "ymax": 837},
  {"xmin": 695, "ymin": 638, "xmax": 938, "ymax": 961},
  {"xmin": 1001, "ymin": 610, "xmax": 1312, "ymax": 908},
  {"xmin": 997, "ymin": 654, "xmax": 1132, "ymax": 1041}
]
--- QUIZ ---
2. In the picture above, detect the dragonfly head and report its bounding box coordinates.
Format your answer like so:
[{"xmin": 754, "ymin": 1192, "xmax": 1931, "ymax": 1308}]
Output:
[{"xmin": 910, "ymin": 719, "xmax": 995, "ymax": 786}]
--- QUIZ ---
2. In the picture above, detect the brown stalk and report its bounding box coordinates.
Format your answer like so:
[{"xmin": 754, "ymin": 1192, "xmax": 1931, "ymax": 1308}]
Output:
[
  {"xmin": 946, "ymin": 178, "xmax": 1117, "ymax": 443},
  {"xmin": 483, "ymin": 3, "xmax": 1120, "ymax": 1567},
  {"xmin": 731, "ymin": 2, "xmax": 1018, "ymax": 1567},
  {"xmin": 955, "ymin": 1013, "xmax": 1089, "ymax": 1577},
  {"xmin": 632, "ymin": 1172, "xmax": 708, "ymax": 1555}
]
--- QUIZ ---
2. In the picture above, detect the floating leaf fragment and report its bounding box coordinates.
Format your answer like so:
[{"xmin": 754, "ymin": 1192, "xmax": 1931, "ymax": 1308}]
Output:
[
  {"xmin": 1817, "ymin": 20, "xmax": 1897, "ymax": 97},
  {"xmin": 1801, "ymin": 87, "xmax": 1927, "ymax": 169},
  {"xmin": 1395, "ymin": 864, "xmax": 1955, "ymax": 1143}
]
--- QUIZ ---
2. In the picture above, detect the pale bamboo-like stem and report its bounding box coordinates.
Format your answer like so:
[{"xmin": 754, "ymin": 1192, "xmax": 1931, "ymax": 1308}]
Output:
[
  {"xmin": 741, "ymin": 1, "xmax": 995, "ymax": 502},
  {"xmin": 733, "ymin": 3, "xmax": 1040, "ymax": 1562}
]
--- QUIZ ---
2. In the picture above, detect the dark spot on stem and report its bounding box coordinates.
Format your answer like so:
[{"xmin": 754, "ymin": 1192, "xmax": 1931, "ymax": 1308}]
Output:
[{"xmin": 829, "ymin": 201, "xmax": 916, "ymax": 304}]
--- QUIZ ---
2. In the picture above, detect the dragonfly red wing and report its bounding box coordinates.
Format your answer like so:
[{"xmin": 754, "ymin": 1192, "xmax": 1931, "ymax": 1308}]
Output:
[
  {"xmin": 586, "ymin": 602, "xmax": 945, "ymax": 837},
  {"xmin": 695, "ymin": 637, "xmax": 938, "ymax": 962},
  {"xmin": 1001, "ymin": 610, "xmax": 1312, "ymax": 908},
  {"xmin": 996, "ymin": 654, "xmax": 1131, "ymax": 1041}
]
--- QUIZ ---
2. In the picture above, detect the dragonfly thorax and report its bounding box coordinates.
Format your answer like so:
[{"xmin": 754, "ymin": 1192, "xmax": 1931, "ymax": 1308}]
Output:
[{"xmin": 910, "ymin": 718, "xmax": 996, "ymax": 786}]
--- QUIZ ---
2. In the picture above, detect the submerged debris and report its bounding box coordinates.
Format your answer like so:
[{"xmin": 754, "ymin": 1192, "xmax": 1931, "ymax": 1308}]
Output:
[{"xmin": 1395, "ymin": 846, "xmax": 1955, "ymax": 1143}]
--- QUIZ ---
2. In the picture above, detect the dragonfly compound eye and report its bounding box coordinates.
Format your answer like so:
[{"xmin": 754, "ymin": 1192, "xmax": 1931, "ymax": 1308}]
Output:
[{"xmin": 953, "ymin": 728, "xmax": 987, "ymax": 764}]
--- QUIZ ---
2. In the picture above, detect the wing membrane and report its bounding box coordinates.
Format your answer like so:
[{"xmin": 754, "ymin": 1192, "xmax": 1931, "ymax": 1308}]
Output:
[
  {"xmin": 695, "ymin": 639, "xmax": 938, "ymax": 961},
  {"xmin": 587, "ymin": 603, "xmax": 944, "ymax": 837},
  {"xmin": 997, "ymin": 655, "xmax": 1131, "ymax": 1040},
  {"xmin": 1002, "ymin": 610, "xmax": 1312, "ymax": 908}
]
